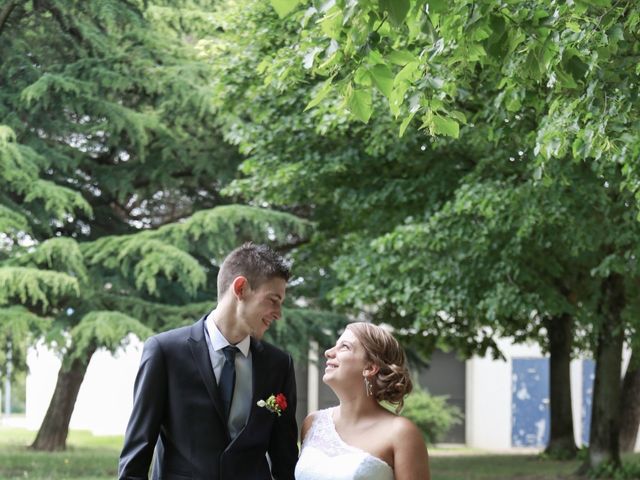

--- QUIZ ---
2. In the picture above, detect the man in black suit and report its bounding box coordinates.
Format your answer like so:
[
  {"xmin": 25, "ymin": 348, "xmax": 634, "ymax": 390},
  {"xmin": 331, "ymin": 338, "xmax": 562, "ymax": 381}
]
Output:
[{"xmin": 119, "ymin": 243, "xmax": 298, "ymax": 480}]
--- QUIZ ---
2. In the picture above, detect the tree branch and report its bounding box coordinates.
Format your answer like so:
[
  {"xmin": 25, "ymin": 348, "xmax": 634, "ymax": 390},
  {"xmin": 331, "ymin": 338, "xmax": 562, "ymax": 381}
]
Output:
[
  {"xmin": 0, "ymin": 0, "xmax": 18, "ymax": 37},
  {"xmin": 44, "ymin": 0, "xmax": 85, "ymax": 46}
]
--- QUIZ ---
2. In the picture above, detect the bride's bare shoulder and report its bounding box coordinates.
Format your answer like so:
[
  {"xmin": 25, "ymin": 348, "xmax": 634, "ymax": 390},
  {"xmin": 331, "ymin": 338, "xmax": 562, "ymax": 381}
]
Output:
[
  {"xmin": 300, "ymin": 410, "xmax": 321, "ymax": 443},
  {"xmin": 389, "ymin": 416, "xmax": 431, "ymax": 479},
  {"xmin": 390, "ymin": 415, "xmax": 423, "ymax": 438},
  {"xmin": 374, "ymin": 410, "xmax": 418, "ymax": 433}
]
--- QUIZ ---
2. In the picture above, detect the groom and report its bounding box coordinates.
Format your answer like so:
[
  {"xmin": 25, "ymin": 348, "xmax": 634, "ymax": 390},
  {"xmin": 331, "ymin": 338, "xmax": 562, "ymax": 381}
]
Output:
[{"xmin": 119, "ymin": 243, "xmax": 298, "ymax": 480}]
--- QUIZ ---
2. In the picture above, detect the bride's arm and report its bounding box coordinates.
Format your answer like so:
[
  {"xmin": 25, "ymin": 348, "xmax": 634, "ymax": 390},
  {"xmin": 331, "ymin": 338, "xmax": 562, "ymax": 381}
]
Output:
[
  {"xmin": 391, "ymin": 417, "xmax": 431, "ymax": 480},
  {"xmin": 299, "ymin": 411, "xmax": 317, "ymax": 445}
]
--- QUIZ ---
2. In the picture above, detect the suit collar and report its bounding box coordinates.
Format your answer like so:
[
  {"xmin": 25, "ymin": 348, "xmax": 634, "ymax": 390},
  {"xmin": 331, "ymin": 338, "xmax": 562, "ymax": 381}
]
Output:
[
  {"xmin": 189, "ymin": 315, "xmax": 207, "ymax": 341},
  {"xmin": 250, "ymin": 336, "xmax": 264, "ymax": 354}
]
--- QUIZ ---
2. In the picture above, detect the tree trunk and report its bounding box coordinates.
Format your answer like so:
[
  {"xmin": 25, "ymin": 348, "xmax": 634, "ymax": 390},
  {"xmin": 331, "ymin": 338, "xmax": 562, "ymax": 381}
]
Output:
[
  {"xmin": 544, "ymin": 314, "xmax": 577, "ymax": 459},
  {"xmin": 31, "ymin": 345, "xmax": 97, "ymax": 451},
  {"xmin": 619, "ymin": 348, "xmax": 640, "ymax": 452},
  {"xmin": 581, "ymin": 273, "xmax": 625, "ymax": 473}
]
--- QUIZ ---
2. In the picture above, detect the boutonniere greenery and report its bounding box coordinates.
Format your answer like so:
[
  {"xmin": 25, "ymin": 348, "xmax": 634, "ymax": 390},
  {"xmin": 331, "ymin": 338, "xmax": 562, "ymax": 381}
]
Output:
[{"xmin": 257, "ymin": 393, "xmax": 287, "ymax": 416}]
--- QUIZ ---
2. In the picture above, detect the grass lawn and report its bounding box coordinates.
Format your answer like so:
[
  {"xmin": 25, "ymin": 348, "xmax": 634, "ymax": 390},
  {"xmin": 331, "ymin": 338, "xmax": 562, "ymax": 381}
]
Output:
[
  {"xmin": 430, "ymin": 453, "xmax": 581, "ymax": 479},
  {"xmin": 0, "ymin": 427, "xmax": 122, "ymax": 480},
  {"xmin": 1, "ymin": 425, "xmax": 639, "ymax": 479}
]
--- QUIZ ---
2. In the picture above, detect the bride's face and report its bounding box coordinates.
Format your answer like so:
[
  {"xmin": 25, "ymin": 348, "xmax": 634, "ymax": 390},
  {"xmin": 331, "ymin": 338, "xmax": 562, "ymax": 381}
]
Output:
[{"xmin": 323, "ymin": 329, "xmax": 369, "ymax": 388}]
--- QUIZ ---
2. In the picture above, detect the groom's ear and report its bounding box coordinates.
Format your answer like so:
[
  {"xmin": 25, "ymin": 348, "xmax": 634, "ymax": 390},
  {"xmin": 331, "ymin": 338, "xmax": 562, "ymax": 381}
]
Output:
[{"xmin": 232, "ymin": 276, "xmax": 249, "ymax": 299}]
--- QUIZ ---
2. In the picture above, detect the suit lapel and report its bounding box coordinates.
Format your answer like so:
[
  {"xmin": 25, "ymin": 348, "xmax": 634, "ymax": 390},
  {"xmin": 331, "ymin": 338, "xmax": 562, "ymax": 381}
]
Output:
[
  {"xmin": 249, "ymin": 337, "xmax": 268, "ymax": 416},
  {"xmin": 187, "ymin": 317, "xmax": 227, "ymax": 429}
]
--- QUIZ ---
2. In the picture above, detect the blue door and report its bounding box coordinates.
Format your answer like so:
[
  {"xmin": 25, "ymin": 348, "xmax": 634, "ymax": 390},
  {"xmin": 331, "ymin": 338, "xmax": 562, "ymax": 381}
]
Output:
[
  {"xmin": 581, "ymin": 359, "xmax": 595, "ymax": 446},
  {"xmin": 512, "ymin": 358, "xmax": 550, "ymax": 447}
]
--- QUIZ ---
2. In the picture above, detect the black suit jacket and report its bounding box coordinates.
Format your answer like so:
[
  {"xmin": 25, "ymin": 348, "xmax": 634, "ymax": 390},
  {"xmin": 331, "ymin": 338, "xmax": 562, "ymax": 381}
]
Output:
[{"xmin": 118, "ymin": 317, "xmax": 298, "ymax": 480}]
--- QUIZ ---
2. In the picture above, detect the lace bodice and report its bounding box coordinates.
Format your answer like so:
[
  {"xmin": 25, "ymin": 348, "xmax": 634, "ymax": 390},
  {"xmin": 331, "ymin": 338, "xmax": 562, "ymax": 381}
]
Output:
[{"xmin": 295, "ymin": 408, "xmax": 394, "ymax": 480}]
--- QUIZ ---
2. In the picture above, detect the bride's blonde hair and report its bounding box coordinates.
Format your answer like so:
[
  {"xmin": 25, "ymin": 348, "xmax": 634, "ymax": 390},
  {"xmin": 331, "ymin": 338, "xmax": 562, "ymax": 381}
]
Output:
[{"xmin": 347, "ymin": 322, "xmax": 413, "ymax": 413}]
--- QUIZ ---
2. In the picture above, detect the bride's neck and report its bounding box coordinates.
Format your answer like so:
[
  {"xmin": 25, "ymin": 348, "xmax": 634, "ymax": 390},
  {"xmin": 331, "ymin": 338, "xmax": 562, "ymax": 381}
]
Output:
[{"xmin": 334, "ymin": 393, "xmax": 379, "ymax": 423}]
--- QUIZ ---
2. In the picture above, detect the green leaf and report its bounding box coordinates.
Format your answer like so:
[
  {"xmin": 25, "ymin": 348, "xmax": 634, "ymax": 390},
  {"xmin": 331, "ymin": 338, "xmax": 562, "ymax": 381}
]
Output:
[
  {"xmin": 370, "ymin": 64, "xmax": 394, "ymax": 98},
  {"xmin": 387, "ymin": 50, "xmax": 418, "ymax": 66},
  {"xmin": 525, "ymin": 47, "xmax": 544, "ymax": 80},
  {"xmin": 269, "ymin": 0, "xmax": 301, "ymax": 17},
  {"xmin": 467, "ymin": 43, "xmax": 487, "ymax": 61},
  {"xmin": 555, "ymin": 68, "xmax": 578, "ymax": 89},
  {"xmin": 320, "ymin": 6, "xmax": 343, "ymax": 40},
  {"xmin": 380, "ymin": 0, "xmax": 410, "ymax": 26},
  {"xmin": 427, "ymin": 0, "xmax": 448, "ymax": 14},
  {"xmin": 566, "ymin": 22, "xmax": 581, "ymax": 33},
  {"xmin": 305, "ymin": 77, "xmax": 335, "ymax": 111},
  {"xmin": 348, "ymin": 89, "xmax": 373, "ymax": 123},
  {"xmin": 449, "ymin": 110, "xmax": 467, "ymax": 124},
  {"xmin": 432, "ymin": 115, "xmax": 460, "ymax": 138},
  {"xmin": 576, "ymin": 0, "xmax": 611, "ymax": 7},
  {"xmin": 354, "ymin": 66, "xmax": 373, "ymax": 86},
  {"xmin": 505, "ymin": 95, "xmax": 522, "ymax": 112},
  {"xmin": 399, "ymin": 111, "xmax": 417, "ymax": 137},
  {"xmin": 394, "ymin": 61, "xmax": 420, "ymax": 86}
]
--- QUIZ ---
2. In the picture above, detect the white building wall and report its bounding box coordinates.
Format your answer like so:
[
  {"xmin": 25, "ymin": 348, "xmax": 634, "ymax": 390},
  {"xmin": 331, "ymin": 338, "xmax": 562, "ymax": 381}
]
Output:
[
  {"xmin": 25, "ymin": 336, "xmax": 640, "ymax": 451},
  {"xmin": 26, "ymin": 337, "xmax": 143, "ymax": 435},
  {"xmin": 465, "ymin": 350, "xmax": 512, "ymax": 449}
]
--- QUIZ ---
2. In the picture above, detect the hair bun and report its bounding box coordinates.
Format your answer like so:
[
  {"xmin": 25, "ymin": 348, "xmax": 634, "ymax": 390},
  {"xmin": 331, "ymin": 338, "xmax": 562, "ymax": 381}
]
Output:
[{"xmin": 374, "ymin": 362, "xmax": 413, "ymax": 412}]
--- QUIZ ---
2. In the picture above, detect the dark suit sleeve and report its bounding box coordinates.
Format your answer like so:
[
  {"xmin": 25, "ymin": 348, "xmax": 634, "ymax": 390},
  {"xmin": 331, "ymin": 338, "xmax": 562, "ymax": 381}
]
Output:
[
  {"xmin": 268, "ymin": 353, "xmax": 299, "ymax": 480},
  {"xmin": 119, "ymin": 336, "xmax": 167, "ymax": 480}
]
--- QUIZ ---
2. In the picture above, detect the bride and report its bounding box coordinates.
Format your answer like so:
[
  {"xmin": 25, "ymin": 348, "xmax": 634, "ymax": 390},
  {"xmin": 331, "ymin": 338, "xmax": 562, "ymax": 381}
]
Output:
[{"xmin": 295, "ymin": 322, "xmax": 431, "ymax": 480}]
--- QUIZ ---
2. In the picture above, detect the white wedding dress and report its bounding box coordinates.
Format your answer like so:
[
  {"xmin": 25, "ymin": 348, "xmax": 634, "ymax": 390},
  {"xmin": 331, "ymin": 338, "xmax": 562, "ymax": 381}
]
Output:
[{"xmin": 295, "ymin": 408, "xmax": 394, "ymax": 480}]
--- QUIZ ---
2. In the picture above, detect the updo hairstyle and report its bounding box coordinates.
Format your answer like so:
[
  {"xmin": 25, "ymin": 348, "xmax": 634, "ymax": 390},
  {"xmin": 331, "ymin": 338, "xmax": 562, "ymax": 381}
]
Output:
[{"xmin": 347, "ymin": 322, "xmax": 413, "ymax": 413}]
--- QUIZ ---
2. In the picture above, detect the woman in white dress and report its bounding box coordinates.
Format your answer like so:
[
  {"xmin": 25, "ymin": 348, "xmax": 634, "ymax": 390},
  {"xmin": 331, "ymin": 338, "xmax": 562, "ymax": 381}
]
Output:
[{"xmin": 295, "ymin": 322, "xmax": 430, "ymax": 480}]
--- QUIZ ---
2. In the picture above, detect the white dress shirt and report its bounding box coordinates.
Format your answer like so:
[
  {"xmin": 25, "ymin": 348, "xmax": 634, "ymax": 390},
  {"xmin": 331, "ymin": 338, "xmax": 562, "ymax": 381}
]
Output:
[{"xmin": 205, "ymin": 312, "xmax": 253, "ymax": 440}]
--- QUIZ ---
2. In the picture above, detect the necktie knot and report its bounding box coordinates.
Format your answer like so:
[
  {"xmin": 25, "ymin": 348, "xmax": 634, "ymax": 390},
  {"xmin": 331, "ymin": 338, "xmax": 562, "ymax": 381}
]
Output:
[{"xmin": 222, "ymin": 345, "xmax": 239, "ymax": 362}]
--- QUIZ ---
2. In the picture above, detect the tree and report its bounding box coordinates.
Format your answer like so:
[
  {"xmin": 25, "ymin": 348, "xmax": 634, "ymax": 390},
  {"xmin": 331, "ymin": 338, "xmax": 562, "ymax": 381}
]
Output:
[
  {"xmin": 205, "ymin": 0, "xmax": 583, "ymax": 454},
  {"xmin": 205, "ymin": 0, "xmax": 640, "ymax": 469},
  {"xmin": 257, "ymin": 0, "xmax": 640, "ymax": 469},
  {"xmin": 0, "ymin": 0, "xmax": 320, "ymax": 451},
  {"xmin": 619, "ymin": 347, "xmax": 640, "ymax": 452},
  {"xmin": 265, "ymin": 0, "xmax": 640, "ymax": 201}
]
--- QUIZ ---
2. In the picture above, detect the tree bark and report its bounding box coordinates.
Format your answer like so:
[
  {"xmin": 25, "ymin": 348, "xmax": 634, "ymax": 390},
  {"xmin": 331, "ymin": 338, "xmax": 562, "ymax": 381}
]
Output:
[
  {"xmin": 0, "ymin": 1, "xmax": 18, "ymax": 37},
  {"xmin": 619, "ymin": 348, "xmax": 640, "ymax": 452},
  {"xmin": 581, "ymin": 273, "xmax": 625, "ymax": 473},
  {"xmin": 31, "ymin": 344, "xmax": 97, "ymax": 451},
  {"xmin": 544, "ymin": 314, "xmax": 578, "ymax": 458}
]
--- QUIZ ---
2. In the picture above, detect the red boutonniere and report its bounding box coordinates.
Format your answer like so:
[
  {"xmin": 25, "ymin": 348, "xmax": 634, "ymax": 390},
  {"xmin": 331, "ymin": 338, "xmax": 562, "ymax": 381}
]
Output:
[{"xmin": 257, "ymin": 393, "xmax": 288, "ymax": 416}]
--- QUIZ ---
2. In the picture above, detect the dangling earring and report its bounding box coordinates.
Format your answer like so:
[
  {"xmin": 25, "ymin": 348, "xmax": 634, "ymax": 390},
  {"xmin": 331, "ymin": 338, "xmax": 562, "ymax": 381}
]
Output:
[{"xmin": 364, "ymin": 376, "xmax": 373, "ymax": 397}]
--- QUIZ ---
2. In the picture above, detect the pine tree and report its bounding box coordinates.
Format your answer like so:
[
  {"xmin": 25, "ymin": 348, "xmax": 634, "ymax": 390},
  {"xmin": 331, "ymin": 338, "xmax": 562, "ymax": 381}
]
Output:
[{"xmin": 0, "ymin": 1, "xmax": 324, "ymax": 450}]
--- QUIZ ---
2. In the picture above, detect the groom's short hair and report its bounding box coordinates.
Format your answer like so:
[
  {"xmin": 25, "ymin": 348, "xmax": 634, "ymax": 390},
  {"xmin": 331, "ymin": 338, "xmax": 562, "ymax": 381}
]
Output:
[{"xmin": 217, "ymin": 242, "xmax": 290, "ymax": 299}]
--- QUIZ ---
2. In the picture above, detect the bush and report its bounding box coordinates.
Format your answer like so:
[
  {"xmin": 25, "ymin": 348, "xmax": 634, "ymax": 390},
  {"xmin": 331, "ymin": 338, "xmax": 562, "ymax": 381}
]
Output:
[
  {"xmin": 401, "ymin": 388, "xmax": 463, "ymax": 444},
  {"xmin": 588, "ymin": 458, "xmax": 640, "ymax": 480}
]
